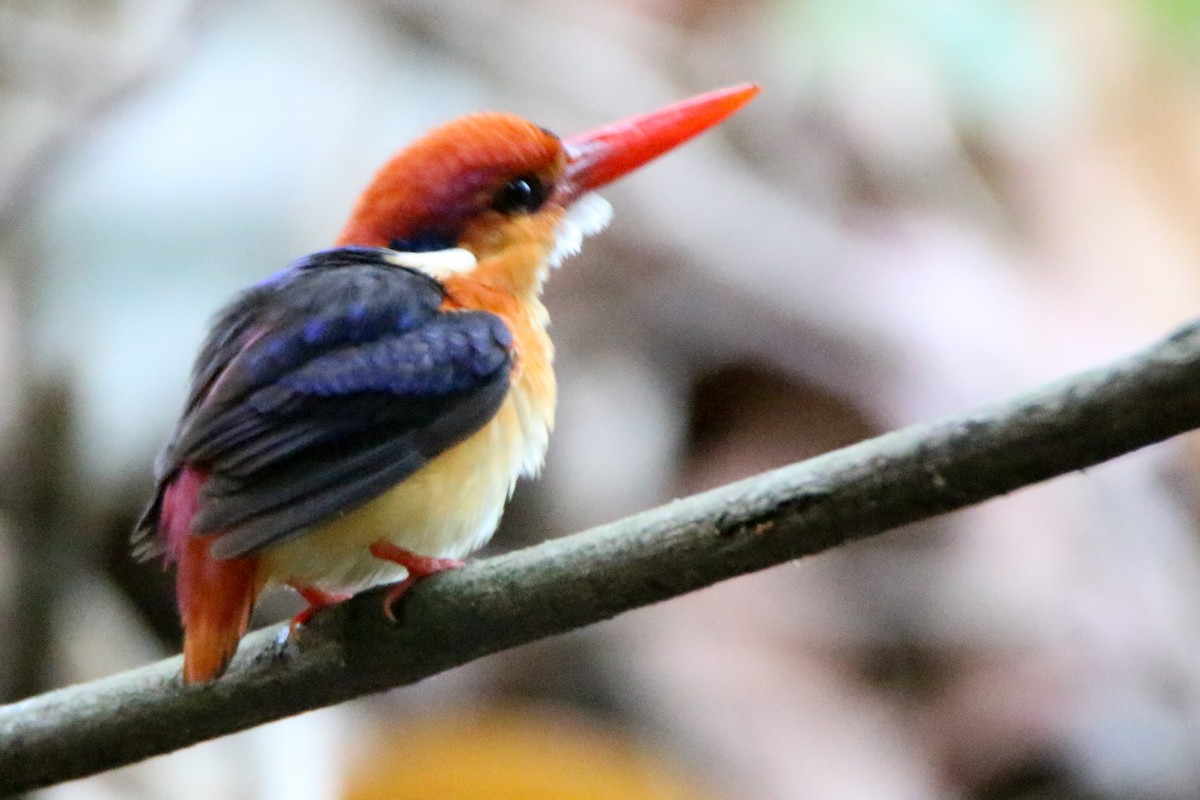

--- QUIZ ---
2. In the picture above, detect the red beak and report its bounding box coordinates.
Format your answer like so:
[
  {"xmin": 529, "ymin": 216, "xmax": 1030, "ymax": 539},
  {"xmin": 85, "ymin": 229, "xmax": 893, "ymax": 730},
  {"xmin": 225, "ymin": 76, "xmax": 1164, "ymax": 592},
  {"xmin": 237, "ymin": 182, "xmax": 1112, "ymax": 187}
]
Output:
[{"xmin": 562, "ymin": 83, "xmax": 760, "ymax": 201}]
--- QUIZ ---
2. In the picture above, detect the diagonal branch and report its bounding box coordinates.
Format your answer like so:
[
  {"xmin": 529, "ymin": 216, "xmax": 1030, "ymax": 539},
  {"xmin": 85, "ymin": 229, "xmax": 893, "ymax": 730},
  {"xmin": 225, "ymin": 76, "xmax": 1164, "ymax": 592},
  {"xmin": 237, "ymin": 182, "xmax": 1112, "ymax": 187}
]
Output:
[{"xmin": 5, "ymin": 320, "xmax": 1200, "ymax": 794}]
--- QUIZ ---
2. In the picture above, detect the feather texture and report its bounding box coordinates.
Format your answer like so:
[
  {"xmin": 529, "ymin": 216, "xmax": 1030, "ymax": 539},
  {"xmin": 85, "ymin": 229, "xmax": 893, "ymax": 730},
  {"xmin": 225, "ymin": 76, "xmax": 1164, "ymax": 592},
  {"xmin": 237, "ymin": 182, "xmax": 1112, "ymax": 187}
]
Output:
[
  {"xmin": 133, "ymin": 86, "xmax": 757, "ymax": 682},
  {"xmin": 136, "ymin": 247, "xmax": 514, "ymax": 561}
]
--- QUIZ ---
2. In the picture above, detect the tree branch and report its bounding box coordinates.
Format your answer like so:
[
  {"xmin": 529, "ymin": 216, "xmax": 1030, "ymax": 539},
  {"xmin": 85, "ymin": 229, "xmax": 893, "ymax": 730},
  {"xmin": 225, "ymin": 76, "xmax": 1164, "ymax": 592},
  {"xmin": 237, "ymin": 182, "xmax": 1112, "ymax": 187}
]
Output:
[{"xmin": 4, "ymin": 320, "xmax": 1200, "ymax": 793}]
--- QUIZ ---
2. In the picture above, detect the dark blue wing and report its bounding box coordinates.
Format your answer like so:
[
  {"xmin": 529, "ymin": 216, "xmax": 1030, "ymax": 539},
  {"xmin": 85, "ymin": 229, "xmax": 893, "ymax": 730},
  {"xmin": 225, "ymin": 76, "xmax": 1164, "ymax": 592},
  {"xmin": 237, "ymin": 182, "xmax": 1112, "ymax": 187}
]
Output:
[
  {"xmin": 141, "ymin": 247, "xmax": 513, "ymax": 560},
  {"xmin": 182, "ymin": 247, "xmax": 448, "ymax": 417}
]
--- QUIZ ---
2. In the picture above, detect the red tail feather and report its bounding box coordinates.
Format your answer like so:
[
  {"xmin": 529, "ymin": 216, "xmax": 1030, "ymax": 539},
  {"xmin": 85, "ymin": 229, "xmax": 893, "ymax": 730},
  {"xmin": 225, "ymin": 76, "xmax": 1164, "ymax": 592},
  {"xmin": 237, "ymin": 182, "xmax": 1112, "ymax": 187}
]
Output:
[{"xmin": 162, "ymin": 466, "xmax": 262, "ymax": 683}]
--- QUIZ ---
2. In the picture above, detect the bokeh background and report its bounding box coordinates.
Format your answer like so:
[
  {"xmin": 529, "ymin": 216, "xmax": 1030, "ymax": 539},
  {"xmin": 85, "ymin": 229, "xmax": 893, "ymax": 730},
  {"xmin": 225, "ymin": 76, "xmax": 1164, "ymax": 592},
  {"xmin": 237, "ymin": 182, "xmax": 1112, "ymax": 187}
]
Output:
[{"xmin": 5, "ymin": 0, "xmax": 1200, "ymax": 798}]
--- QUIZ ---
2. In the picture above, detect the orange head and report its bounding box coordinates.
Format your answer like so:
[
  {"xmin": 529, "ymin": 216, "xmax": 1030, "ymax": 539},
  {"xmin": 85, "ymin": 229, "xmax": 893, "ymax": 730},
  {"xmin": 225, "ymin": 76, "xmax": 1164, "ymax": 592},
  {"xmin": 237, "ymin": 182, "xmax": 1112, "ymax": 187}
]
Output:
[{"xmin": 336, "ymin": 83, "xmax": 760, "ymax": 291}]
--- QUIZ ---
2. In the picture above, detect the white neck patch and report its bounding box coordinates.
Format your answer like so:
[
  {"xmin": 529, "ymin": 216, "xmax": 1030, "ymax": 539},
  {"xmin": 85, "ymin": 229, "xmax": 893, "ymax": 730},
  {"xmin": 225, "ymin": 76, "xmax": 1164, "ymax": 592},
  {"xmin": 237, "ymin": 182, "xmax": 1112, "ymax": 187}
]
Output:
[
  {"xmin": 384, "ymin": 247, "xmax": 478, "ymax": 279},
  {"xmin": 385, "ymin": 193, "xmax": 612, "ymax": 282},
  {"xmin": 550, "ymin": 193, "xmax": 613, "ymax": 268}
]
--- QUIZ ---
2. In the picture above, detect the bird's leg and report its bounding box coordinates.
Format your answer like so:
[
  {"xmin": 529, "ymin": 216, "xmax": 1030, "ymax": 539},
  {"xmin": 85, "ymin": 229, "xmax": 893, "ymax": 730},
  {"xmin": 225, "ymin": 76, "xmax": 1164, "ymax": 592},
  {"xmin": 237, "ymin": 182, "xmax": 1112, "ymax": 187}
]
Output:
[
  {"xmin": 287, "ymin": 584, "xmax": 353, "ymax": 637},
  {"xmin": 369, "ymin": 541, "xmax": 464, "ymax": 622}
]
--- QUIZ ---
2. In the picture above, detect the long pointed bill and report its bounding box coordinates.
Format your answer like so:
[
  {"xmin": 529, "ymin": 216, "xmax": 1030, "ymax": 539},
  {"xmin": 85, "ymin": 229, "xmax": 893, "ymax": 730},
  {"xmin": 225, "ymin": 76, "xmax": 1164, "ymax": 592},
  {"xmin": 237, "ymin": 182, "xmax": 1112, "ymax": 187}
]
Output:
[{"xmin": 562, "ymin": 83, "xmax": 760, "ymax": 201}]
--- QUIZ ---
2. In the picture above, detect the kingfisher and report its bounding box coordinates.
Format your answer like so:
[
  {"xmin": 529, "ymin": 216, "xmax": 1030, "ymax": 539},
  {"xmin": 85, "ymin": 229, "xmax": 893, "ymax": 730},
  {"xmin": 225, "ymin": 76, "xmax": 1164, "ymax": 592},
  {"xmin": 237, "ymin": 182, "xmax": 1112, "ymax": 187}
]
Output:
[{"xmin": 134, "ymin": 83, "xmax": 760, "ymax": 683}]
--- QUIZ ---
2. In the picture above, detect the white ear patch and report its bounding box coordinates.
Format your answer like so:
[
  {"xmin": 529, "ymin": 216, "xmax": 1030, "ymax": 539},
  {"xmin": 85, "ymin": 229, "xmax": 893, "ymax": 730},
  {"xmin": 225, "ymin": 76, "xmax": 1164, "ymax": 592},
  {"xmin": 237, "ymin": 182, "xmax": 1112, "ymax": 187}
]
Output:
[
  {"xmin": 550, "ymin": 193, "xmax": 613, "ymax": 268},
  {"xmin": 385, "ymin": 247, "xmax": 478, "ymax": 279}
]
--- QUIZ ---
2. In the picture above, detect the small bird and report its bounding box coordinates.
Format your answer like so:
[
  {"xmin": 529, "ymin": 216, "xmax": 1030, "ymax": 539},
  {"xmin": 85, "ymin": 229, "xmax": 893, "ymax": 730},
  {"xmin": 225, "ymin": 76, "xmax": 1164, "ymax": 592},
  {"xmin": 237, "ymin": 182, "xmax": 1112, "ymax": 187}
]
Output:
[{"xmin": 134, "ymin": 83, "xmax": 760, "ymax": 683}]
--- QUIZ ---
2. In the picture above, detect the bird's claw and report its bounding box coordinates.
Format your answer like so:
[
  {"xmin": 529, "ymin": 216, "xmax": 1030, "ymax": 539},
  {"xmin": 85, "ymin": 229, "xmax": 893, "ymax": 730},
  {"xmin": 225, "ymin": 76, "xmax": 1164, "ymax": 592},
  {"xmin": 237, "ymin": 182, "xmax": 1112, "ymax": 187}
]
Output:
[
  {"xmin": 269, "ymin": 625, "xmax": 294, "ymax": 666},
  {"xmin": 381, "ymin": 578, "xmax": 416, "ymax": 623},
  {"xmin": 369, "ymin": 541, "xmax": 464, "ymax": 623}
]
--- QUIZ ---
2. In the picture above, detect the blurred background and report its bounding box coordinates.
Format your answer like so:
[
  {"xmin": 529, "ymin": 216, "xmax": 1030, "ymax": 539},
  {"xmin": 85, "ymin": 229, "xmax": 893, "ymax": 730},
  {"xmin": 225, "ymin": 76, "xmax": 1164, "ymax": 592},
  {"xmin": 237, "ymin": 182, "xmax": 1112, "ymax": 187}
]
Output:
[{"xmin": 5, "ymin": 0, "xmax": 1200, "ymax": 797}]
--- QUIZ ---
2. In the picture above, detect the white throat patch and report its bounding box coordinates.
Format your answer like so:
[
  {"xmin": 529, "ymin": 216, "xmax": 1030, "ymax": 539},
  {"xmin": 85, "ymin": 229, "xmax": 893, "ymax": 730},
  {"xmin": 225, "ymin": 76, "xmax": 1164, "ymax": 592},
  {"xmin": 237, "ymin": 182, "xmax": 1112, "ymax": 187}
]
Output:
[
  {"xmin": 550, "ymin": 193, "xmax": 613, "ymax": 268},
  {"xmin": 384, "ymin": 247, "xmax": 478, "ymax": 280}
]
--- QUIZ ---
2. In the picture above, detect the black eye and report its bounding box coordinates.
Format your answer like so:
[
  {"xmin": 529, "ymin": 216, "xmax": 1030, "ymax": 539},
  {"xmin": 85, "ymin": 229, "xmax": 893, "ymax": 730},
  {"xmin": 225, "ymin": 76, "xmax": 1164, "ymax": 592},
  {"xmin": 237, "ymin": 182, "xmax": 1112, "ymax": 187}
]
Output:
[{"xmin": 491, "ymin": 175, "xmax": 546, "ymax": 215}]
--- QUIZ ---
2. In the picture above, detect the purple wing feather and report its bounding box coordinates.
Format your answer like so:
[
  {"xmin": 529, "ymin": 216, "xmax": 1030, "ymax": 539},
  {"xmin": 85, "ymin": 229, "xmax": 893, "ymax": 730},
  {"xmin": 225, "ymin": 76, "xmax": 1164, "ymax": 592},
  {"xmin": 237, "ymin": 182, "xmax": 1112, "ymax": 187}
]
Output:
[{"xmin": 135, "ymin": 247, "xmax": 513, "ymax": 560}]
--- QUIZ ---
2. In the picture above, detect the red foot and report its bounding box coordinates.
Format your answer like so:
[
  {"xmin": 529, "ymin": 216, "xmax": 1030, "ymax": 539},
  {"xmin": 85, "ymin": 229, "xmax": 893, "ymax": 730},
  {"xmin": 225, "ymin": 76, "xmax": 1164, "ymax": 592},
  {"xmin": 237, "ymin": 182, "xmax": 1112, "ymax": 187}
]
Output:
[
  {"xmin": 369, "ymin": 541, "xmax": 464, "ymax": 622},
  {"xmin": 287, "ymin": 584, "xmax": 352, "ymax": 636}
]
